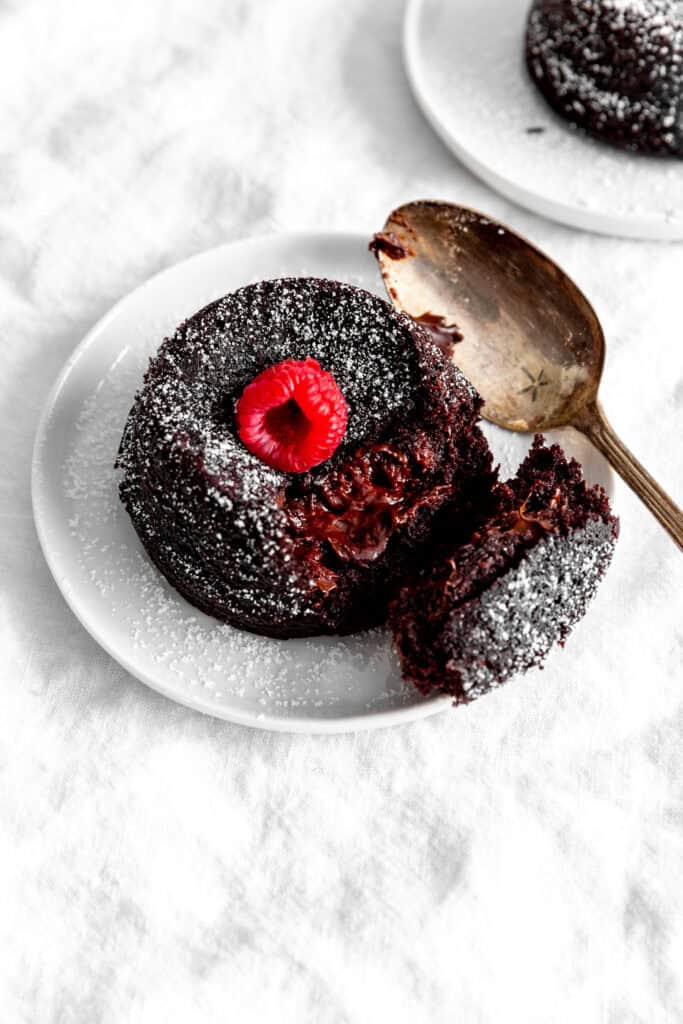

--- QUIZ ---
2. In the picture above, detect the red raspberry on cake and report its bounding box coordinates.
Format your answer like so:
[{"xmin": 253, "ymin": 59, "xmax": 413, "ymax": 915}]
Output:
[{"xmin": 236, "ymin": 357, "xmax": 348, "ymax": 473}]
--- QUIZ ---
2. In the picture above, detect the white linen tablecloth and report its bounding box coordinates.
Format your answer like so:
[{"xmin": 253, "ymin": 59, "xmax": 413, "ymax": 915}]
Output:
[{"xmin": 2, "ymin": 1, "xmax": 682, "ymax": 1021}]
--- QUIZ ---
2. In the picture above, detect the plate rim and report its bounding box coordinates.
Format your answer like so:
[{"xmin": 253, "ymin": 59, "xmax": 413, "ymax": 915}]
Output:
[
  {"xmin": 31, "ymin": 231, "xmax": 455, "ymax": 734},
  {"xmin": 403, "ymin": 0, "xmax": 683, "ymax": 242}
]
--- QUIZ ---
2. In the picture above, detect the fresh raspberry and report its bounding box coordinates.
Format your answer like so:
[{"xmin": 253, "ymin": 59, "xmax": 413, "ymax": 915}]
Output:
[{"xmin": 236, "ymin": 357, "xmax": 348, "ymax": 473}]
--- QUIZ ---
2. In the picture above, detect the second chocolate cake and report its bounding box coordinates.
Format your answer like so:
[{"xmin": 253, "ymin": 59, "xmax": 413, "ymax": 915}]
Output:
[{"xmin": 526, "ymin": 0, "xmax": 683, "ymax": 157}]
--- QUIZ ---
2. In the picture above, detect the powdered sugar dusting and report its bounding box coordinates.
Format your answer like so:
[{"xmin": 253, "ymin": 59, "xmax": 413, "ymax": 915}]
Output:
[
  {"xmin": 527, "ymin": 0, "xmax": 683, "ymax": 156},
  {"xmin": 450, "ymin": 519, "xmax": 618, "ymax": 700}
]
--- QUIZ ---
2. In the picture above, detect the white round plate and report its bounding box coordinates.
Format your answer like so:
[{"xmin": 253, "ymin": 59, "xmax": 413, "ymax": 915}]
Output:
[
  {"xmin": 32, "ymin": 233, "xmax": 614, "ymax": 733},
  {"xmin": 405, "ymin": 0, "xmax": 683, "ymax": 240}
]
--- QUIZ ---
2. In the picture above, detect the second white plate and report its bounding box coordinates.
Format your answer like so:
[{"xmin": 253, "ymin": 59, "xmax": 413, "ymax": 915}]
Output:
[
  {"xmin": 405, "ymin": 0, "xmax": 683, "ymax": 240},
  {"xmin": 32, "ymin": 232, "xmax": 614, "ymax": 733}
]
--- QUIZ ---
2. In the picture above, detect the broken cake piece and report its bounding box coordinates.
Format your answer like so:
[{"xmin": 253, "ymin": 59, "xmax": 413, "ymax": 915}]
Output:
[{"xmin": 390, "ymin": 436, "xmax": 619, "ymax": 703}]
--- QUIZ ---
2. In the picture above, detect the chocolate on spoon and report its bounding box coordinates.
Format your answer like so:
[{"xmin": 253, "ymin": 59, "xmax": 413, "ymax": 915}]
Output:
[{"xmin": 372, "ymin": 200, "xmax": 683, "ymax": 551}]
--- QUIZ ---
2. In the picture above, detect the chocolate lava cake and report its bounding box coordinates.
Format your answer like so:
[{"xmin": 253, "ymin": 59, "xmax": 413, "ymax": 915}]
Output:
[
  {"xmin": 526, "ymin": 0, "xmax": 683, "ymax": 156},
  {"xmin": 117, "ymin": 278, "xmax": 494, "ymax": 638},
  {"xmin": 390, "ymin": 436, "xmax": 619, "ymax": 702}
]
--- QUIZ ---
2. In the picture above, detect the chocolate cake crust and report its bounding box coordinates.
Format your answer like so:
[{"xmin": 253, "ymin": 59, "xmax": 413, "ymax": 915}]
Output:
[
  {"xmin": 526, "ymin": 0, "xmax": 683, "ymax": 157},
  {"xmin": 117, "ymin": 278, "xmax": 493, "ymax": 638}
]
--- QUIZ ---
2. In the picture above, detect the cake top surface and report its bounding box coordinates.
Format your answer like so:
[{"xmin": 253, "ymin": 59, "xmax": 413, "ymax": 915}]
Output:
[
  {"xmin": 537, "ymin": 0, "xmax": 682, "ymax": 20},
  {"xmin": 527, "ymin": 0, "xmax": 683, "ymax": 154},
  {"xmin": 528, "ymin": 0, "xmax": 683, "ymax": 68},
  {"xmin": 529, "ymin": 0, "xmax": 683, "ymax": 65},
  {"xmin": 120, "ymin": 278, "xmax": 477, "ymax": 484}
]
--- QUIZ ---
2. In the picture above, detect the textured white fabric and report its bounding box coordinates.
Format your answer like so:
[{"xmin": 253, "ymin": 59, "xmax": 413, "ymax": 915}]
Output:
[{"xmin": 2, "ymin": 1, "xmax": 683, "ymax": 1021}]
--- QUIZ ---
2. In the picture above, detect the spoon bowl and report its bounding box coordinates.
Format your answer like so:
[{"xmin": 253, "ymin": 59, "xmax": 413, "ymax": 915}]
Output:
[{"xmin": 373, "ymin": 200, "xmax": 682, "ymax": 548}]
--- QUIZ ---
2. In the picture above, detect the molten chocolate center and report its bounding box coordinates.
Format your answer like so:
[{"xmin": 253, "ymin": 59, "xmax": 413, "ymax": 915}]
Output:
[
  {"xmin": 413, "ymin": 312, "xmax": 464, "ymax": 359},
  {"xmin": 285, "ymin": 437, "xmax": 450, "ymax": 591}
]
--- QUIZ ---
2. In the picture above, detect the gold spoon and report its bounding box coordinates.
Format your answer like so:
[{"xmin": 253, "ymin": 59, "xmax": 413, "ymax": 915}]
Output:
[{"xmin": 372, "ymin": 200, "xmax": 683, "ymax": 550}]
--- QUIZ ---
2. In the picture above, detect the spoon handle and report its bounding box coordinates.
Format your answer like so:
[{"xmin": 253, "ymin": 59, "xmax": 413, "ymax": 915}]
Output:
[{"xmin": 574, "ymin": 400, "xmax": 683, "ymax": 551}]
